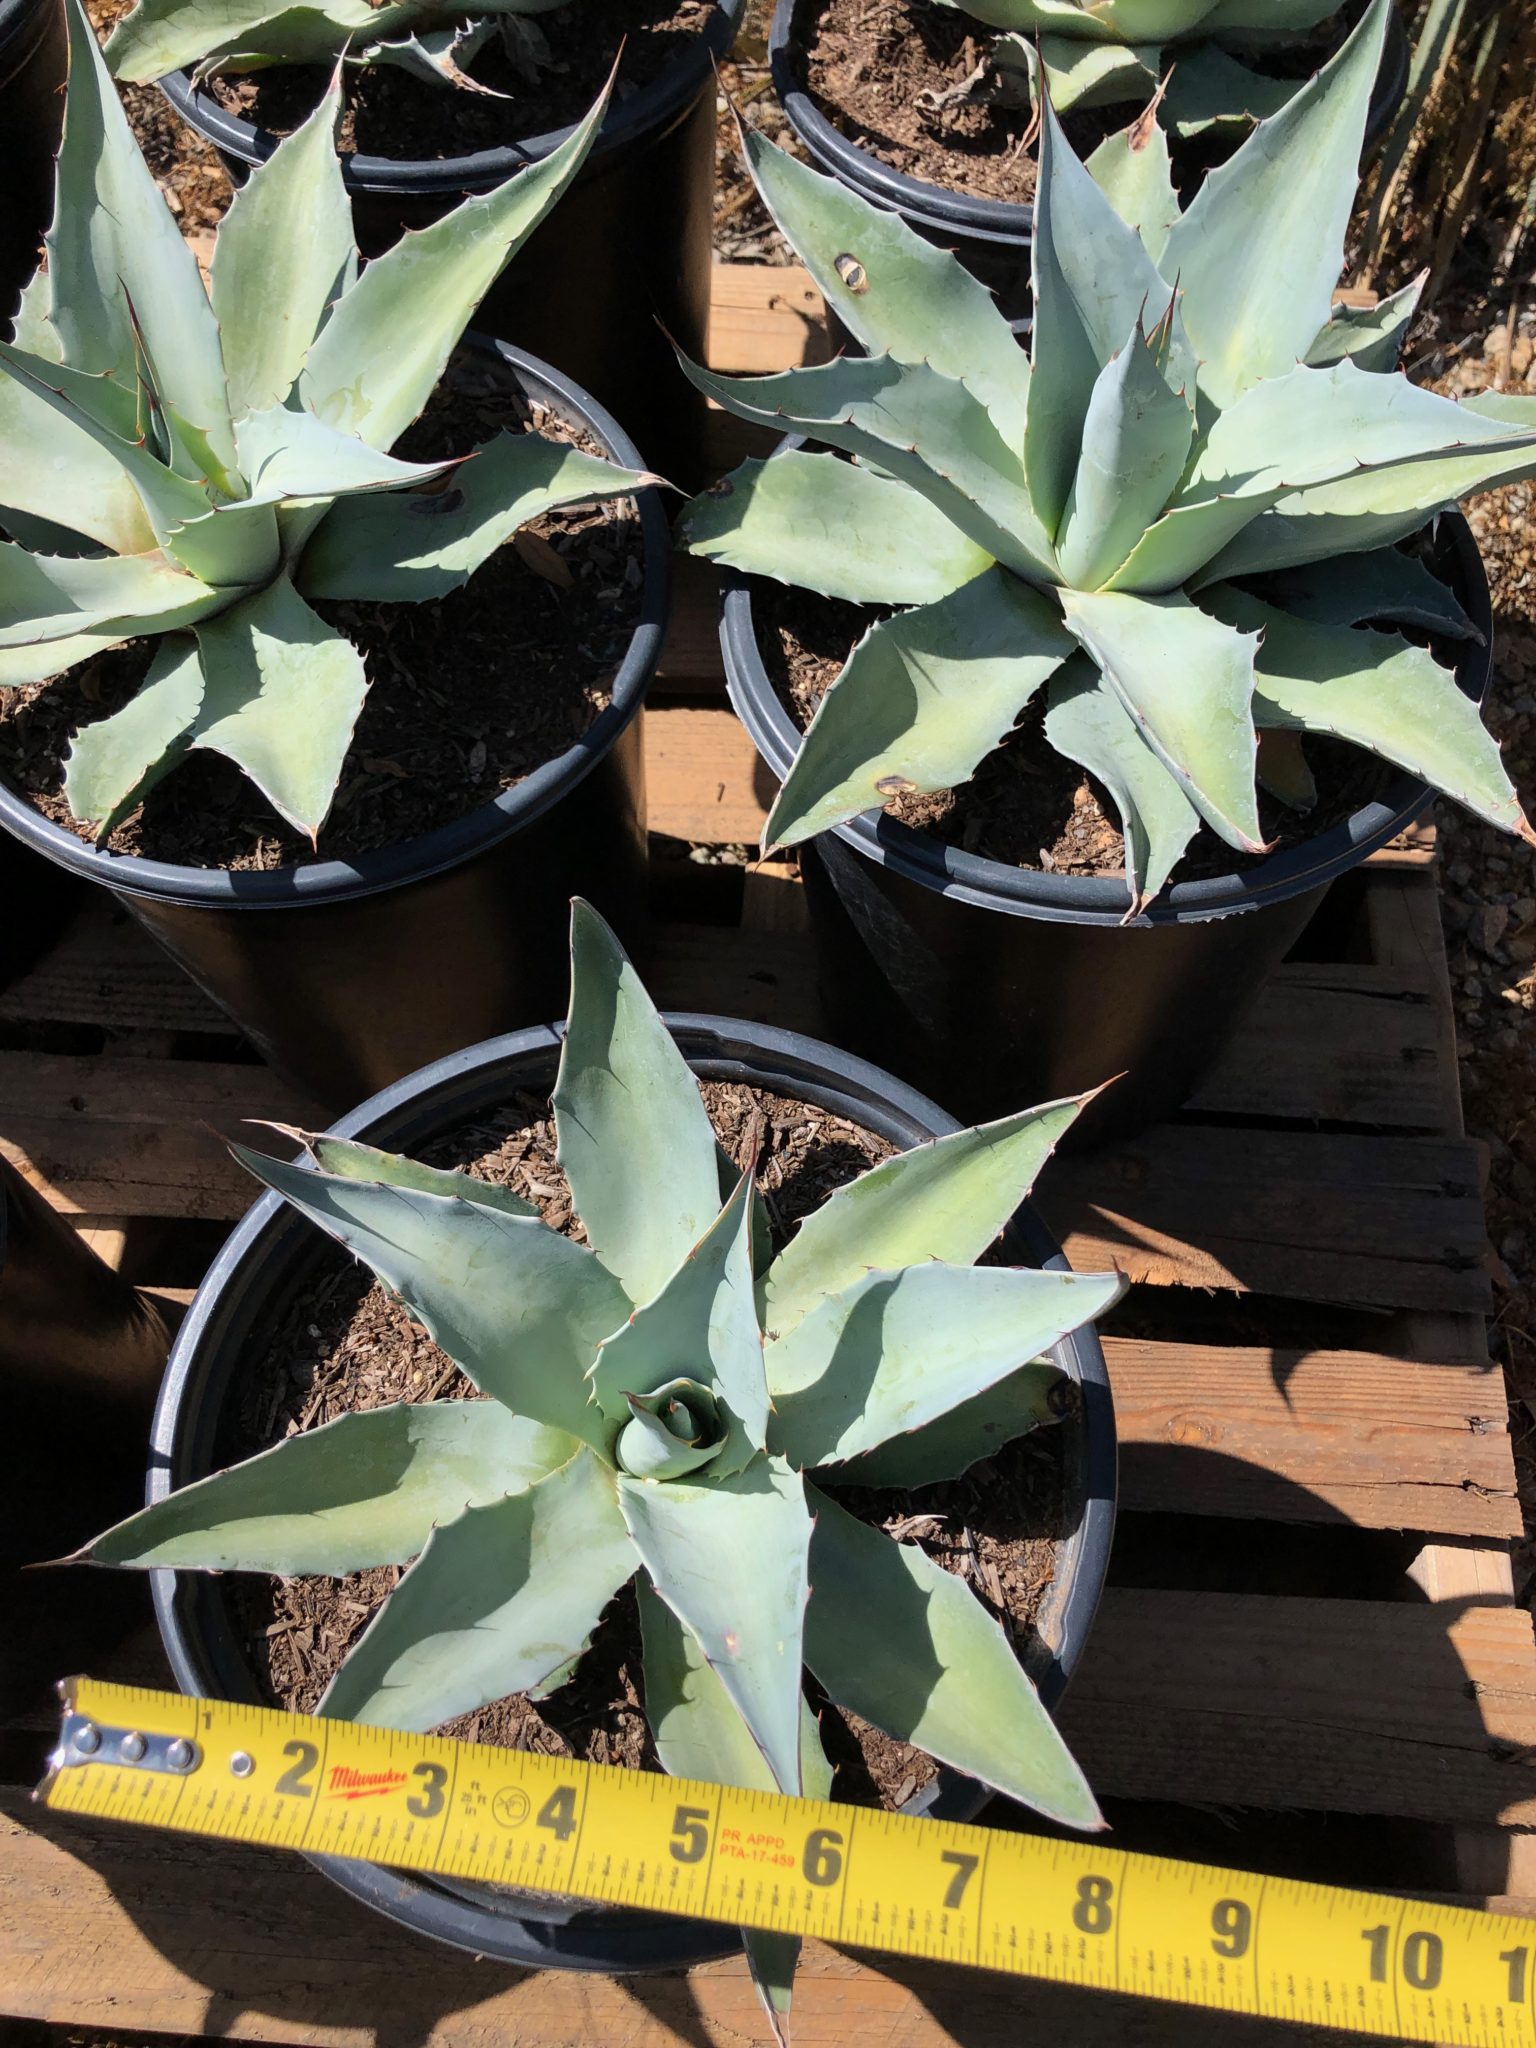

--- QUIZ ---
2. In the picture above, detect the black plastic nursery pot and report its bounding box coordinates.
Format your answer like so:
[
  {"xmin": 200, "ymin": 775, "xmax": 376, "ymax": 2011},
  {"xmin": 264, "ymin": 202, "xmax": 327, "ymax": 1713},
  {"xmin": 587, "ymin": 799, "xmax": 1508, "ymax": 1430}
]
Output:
[
  {"xmin": 0, "ymin": 340, "xmax": 669, "ymax": 1114},
  {"xmin": 0, "ymin": 0, "xmax": 65, "ymax": 328},
  {"xmin": 0, "ymin": 827, "xmax": 84, "ymax": 992},
  {"xmin": 2, "ymin": 1155, "xmax": 170, "ymax": 1715},
  {"xmin": 144, "ymin": 1014, "xmax": 1117, "ymax": 1973},
  {"xmin": 723, "ymin": 508, "xmax": 1493, "ymax": 1149},
  {"xmin": 159, "ymin": 0, "xmax": 745, "ymax": 491},
  {"xmin": 768, "ymin": 0, "xmax": 1410, "ymax": 317}
]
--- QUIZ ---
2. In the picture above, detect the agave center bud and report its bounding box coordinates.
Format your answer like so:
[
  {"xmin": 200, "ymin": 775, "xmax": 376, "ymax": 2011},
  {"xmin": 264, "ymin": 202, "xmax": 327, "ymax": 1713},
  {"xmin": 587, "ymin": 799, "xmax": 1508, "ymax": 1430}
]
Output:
[{"xmin": 614, "ymin": 1377, "xmax": 725, "ymax": 1481}]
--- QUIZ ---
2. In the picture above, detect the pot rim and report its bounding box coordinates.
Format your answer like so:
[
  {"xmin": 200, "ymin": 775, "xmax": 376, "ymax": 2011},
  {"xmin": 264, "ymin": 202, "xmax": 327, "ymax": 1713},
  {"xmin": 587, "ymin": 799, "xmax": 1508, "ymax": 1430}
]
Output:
[
  {"xmin": 720, "ymin": 472, "xmax": 1492, "ymax": 929},
  {"xmin": 0, "ymin": 334, "xmax": 670, "ymax": 912},
  {"xmin": 159, "ymin": 0, "xmax": 745, "ymax": 190},
  {"xmin": 768, "ymin": 0, "xmax": 1410, "ymax": 243},
  {"xmin": 145, "ymin": 1011, "xmax": 1117, "ymax": 1971},
  {"xmin": 0, "ymin": 0, "xmax": 58, "ymax": 75}
]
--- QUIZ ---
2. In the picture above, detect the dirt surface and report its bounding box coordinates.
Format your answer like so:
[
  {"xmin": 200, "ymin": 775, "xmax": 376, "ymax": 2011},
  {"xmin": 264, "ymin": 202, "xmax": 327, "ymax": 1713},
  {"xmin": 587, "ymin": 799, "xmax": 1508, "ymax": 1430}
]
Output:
[
  {"xmin": 217, "ymin": 1079, "xmax": 1068, "ymax": 1805},
  {"xmin": 754, "ymin": 576, "xmax": 1394, "ymax": 885},
  {"xmin": 0, "ymin": 357, "xmax": 643, "ymax": 871},
  {"xmin": 208, "ymin": 0, "xmax": 718, "ymax": 155}
]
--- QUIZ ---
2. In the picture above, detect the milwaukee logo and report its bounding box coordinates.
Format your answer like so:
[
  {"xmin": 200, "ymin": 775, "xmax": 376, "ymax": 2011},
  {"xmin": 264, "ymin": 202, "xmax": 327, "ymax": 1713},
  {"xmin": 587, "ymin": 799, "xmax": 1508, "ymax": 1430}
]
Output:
[{"xmin": 328, "ymin": 1765, "xmax": 408, "ymax": 1800}]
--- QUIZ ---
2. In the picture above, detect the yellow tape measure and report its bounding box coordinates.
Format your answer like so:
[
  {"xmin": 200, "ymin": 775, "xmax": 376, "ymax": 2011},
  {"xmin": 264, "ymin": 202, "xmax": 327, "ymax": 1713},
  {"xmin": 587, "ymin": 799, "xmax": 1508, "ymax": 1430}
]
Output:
[{"xmin": 41, "ymin": 1676, "xmax": 1536, "ymax": 2042}]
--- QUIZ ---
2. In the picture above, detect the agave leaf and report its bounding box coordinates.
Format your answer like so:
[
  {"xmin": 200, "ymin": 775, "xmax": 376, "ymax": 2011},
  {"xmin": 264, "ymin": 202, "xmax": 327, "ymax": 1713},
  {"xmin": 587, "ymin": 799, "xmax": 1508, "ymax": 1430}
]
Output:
[
  {"xmin": 298, "ymin": 432, "xmax": 649, "ymax": 603},
  {"xmin": 950, "ymin": 0, "xmax": 1216, "ymax": 34},
  {"xmin": 1201, "ymin": 0, "xmax": 1336, "ymax": 26},
  {"xmin": 233, "ymin": 1141, "xmax": 628, "ymax": 1448},
  {"xmin": 678, "ymin": 454, "xmax": 996, "ymax": 607},
  {"xmin": 551, "ymin": 899, "xmax": 722, "ymax": 1308},
  {"xmin": 1305, "ymin": 276, "xmax": 1426, "ymax": 373},
  {"xmin": 592, "ymin": 1167, "xmax": 767, "ymax": 1474},
  {"xmin": 1257, "ymin": 546, "xmax": 1479, "ymax": 641},
  {"xmin": 740, "ymin": 128, "xmax": 1029, "ymax": 447},
  {"xmin": 1030, "ymin": 32, "xmax": 1161, "ymax": 113},
  {"xmin": 1043, "ymin": 655, "xmax": 1201, "ymax": 909},
  {"xmin": 210, "ymin": 86, "xmax": 355, "ymax": 418},
  {"xmin": 1199, "ymin": 430, "xmax": 1536, "ymax": 581},
  {"xmin": 302, "ymin": 81, "xmax": 610, "ymax": 451},
  {"xmin": 1159, "ymin": 0, "xmax": 1389, "ymax": 406},
  {"xmin": 293, "ymin": 1132, "xmax": 540, "ymax": 1219},
  {"xmin": 1202, "ymin": 589, "xmax": 1533, "ymax": 841},
  {"xmin": 104, "ymin": 0, "xmax": 383, "ymax": 79},
  {"xmin": 638, "ymin": 1577, "xmax": 831, "ymax": 1798},
  {"xmin": 0, "ymin": 338, "xmax": 217, "ymax": 549},
  {"xmin": 831, "ymin": 1359, "xmax": 1066, "ymax": 1488},
  {"xmin": 185, "ymin": 578, "xmax": 366, "ymax": 837},
  {"xmin": 1460, "ymin": 392, "xmax": 1536, "ymax": 428},
  {"xmin": 1085, "ymin": 108, "xmax": 1180, "ymax": 262},
  {"xmin": 803, "ymin": 1487, "xmax": 1102, "ymax": 1830},
  {"xmin": 1105, "ymin": 484, "xmax": 1283, "ymax": 595},
  {"xmin": 76, "ymin": 1401, "xmax": 577, "ymax": 1574},
  {"xmin": 1061, "ymin": 587, "xmax": 1264, "ymax": 850},
  {"xmin": 52, "ymin": 0, "xmax": 235, "ymax": 472},
  {"xmin": 762, "ymin": 1093, "xmax": 1090, "ymax": 1338},
  {"xmin": 677, "ymin": 353, "xmax": 1056, "ymax": 582},
  {"xmin": 618, "ymin": 1456, "xmax": 812, "ymax": 1798},
  {"xmin": 766, "ymin": 1262, "xmax": 1123, "ymax": 1470},
  {"xmin": 1256, "ymin": 726, "xmax": 1316, "ymax": 810},
  {"xmin": 0, "ymin": 372, "xmax": 156, "ymax": 560},
  {"xmin": 761, "ymin": 570, "xmax": 1074, "ymax": 851},
  {"xmin": 1184, "ymin": 358, "xmax": 1532, "ymax": 505},
  {"xmin": 233, "ymin": 405, "xmax": 460, "ymax": 506},
  {"xmin": 1027, "ymin": 98, "xmax": 1189, "ymax": 536},
  {"xmin": 1160, "ymin": 43, "xmax": 1297, "ymax": 134},
  {"xmin": 361, "ymin": 20, "xmax": 505, "ymax": 90},
  {"xmin": 1057, "ymin": 322, "xmax": 1195, "ymax": 592},
  {"xmin": 62, "ymin": 634, "xmax": 205, "ymax": 837},
  {"xmin": 321, "ymin": 1447, "xmax": 635, "ymax": 1729},
  {"xmin": 743, "ymin": 1934, "xmax": 798, "ymax": 2048},
  {"xmin": 0, "ymin": 545, "xmax": 219, "ymax": 649},
  {"xmin": 0, "ymin": 623, "xmax": 168, "ymax": 690}
]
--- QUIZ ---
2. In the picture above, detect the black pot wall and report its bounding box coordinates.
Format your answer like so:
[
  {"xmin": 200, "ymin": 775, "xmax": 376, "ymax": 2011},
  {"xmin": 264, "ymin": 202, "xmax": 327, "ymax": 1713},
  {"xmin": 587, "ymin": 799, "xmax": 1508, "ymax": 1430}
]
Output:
[
  {"xmin": 0, "ymin": 340, "xmax": 668, "ymax": 1113},
  {"xmin": 143, "ymin": 1015, "xmax": 1118, "ymax": 1973},
  {"xmin": 2, "ymin": 1157, "xmax": 170, "ymax": 1716},
  {"xmin": 768, "ymin": 0, "xmax": 1410, "ymax": 313},
  {"xmin": 723, "ymin": 508, "xmax": 1493, "ymax": 1148},
  {"xmin": 0, "ymin": 0, "xmax": 64, "ymax": 329},
  {"xmin": 159, "ymin": 0, "xmax": 744, "ymax": 491},
  {"xmin": 0, "ymin": 829, "xmax": 84, "ymax": 992}
]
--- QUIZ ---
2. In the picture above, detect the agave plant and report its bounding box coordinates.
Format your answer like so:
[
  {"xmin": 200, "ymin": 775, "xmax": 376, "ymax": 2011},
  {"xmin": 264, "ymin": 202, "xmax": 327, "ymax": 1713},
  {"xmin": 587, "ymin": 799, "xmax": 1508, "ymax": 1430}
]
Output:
[
  {"xmin": 678, "ymin": 0, "xmax": 1536, "ymax": 912},
  {"xmin": 105, "ymin": 0, "xmax": 572, "ymax": 94},
  {"xmin": 0, "ymin": 0, "xmax": 649, "ymax": 847},
  {"xmin": 71, "ymin": 898, "xmax": 1120, "ymax": 2033},
  {"xmin": 930, "ymin": 0, "xmax": 1363, "ymax": 133}
]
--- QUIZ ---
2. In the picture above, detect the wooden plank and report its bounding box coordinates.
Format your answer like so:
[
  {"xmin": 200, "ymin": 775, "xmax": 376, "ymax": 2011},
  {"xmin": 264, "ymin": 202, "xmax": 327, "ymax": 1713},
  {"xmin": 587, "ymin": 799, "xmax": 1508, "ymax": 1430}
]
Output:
[
  {"xmin": 707, "ymin": 261, "xmax": 832, "ymax": 375},
  {"xmin": 1406, "ymin": 1540, "xmax": 1517, "ymax": 1603},
  {"xmin": 655, "ymin": 552, "xmax": 727, "ymax": 692},
  {"xmin": 1188, "ymin": 959, "xmax": 1448, "ymax": 1130},
  {"xmin": 1107, "ymin": 1337, "xmax": 1521, "ymax": 1539},
  {"xmin": 1063, "ymin": 1590, "xmax": 1536, "ymax": 1827},
  {"xmin": 1044, "ymin": 1124, "xmax": 1491, "ymax": 1313},
  {"xmin": 646, "ymin": 704, "xmax": 769, "ymax": 844},
  {"xmin": 0, "ymin": 1797, "xmax": 1394, "ymax": 2048},
  {"xmin": 0, "ymin": 1051, "xmax": 1492, "ymax": 1317}
]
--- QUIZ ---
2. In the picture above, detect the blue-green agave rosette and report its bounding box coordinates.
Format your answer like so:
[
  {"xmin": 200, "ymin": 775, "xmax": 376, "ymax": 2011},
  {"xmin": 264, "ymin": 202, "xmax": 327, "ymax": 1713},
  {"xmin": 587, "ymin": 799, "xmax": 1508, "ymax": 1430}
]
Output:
[
  {"xmin": 71, "ymin": 900, "xmax": 1122, "ymax": 2035},
  {"xmin": 677, "ymin": 0, "xmax": 1536, "ymax": 913},
  {"xmin": 0, "ymin": 0, "xmax": 651, "ymax": 846}
]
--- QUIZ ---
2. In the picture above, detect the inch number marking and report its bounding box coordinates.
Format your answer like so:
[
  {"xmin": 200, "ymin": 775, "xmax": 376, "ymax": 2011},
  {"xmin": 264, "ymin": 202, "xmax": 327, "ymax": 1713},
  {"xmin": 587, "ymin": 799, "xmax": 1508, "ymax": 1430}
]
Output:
[
  {"xmin": 407, "ymin": 1761, "xmax": 447, "ymax": 1820},
  {"xmin": 274, "ymin": 1740, "xmax": 319, "ymax": 1799},
  {"xmin": 1363, "ymin": 1925, "xmax": 1444, "ymax": 1993},
  {"xmin": 940, "ymin": 1850, "xmax": 980, "ymax": 1910},
  {"xmin": 1211, "ymin": 1899, "xmax": 1252, "ymax": 1959},
  {"xmin": 1072, "ymin": 1875, "xmax": 1114, "ymax": 1936},
  {"xmin": 1502, "ymin": 1947, "xmax": 1529, "ymax": 2005},
  {"xmin": 803, "ymin": 1828, "xmax": 843, "ymax": 1887},
  {"xmin": 670, "ymin": 1805, "xmax": 710, "ymax": 1865},
  {"xmin": 537, "ymin": 1786, "xmax": 578, "ymax": 1842}
]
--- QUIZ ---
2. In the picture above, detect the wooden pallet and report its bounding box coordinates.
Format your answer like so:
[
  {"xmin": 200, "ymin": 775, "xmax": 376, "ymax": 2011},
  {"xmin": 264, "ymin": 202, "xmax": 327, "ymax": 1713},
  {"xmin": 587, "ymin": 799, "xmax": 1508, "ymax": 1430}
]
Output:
[{"xmin": 3, "ymin": 264, "xmax": 1534, "ymax": 2048}]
